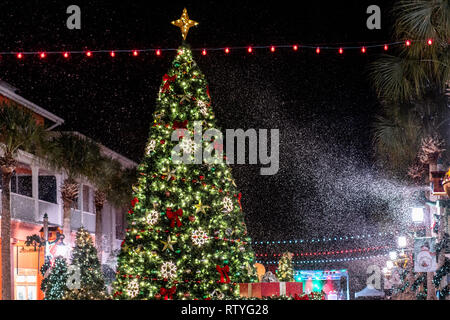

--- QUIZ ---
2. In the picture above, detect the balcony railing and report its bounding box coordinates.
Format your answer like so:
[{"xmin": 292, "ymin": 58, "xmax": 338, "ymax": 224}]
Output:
[{"xmin": 0, "ymin": 191, "xmax": 95, "ymax": 233}]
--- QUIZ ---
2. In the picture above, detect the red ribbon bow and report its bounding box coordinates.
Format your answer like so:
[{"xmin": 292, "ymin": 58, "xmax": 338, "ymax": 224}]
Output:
[
  {"xmin": 172, "ymin": 120, "xmax": 188, "ymax": 129},
  {"xmin": 216, "ymin": 265, "xmax": 230, "ymax": 283},
  {"xmin": 131, "ymin": 197, "xmax": 139, "ymax": 207},
  {"xmin": 161, "ymin": 74, "xmax": 177, "ymax": 93},
  {"xmin": 159, "ymin": 286, "xmax": 176, "ymax": 300},
  {"xmin": 166, "ymin": 208, "xmax": 183, "ymax": 228}
]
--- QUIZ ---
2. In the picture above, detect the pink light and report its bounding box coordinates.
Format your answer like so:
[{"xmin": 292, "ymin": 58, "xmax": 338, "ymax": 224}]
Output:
[
  {"xmin": 17, "ymin": 53, "xmax": 23, "ymax": 59},
  {"xmin": 156, "ymin": 49, "xmax": 161, "ymax": 56},
  {"xmin": 293, "ymin": 45, "xmax": 298, "ymax": 51},
  {"xmin": 361, "ymin": 46, "xmax": 366, "ymax": 53},
  {"xmin": 270, "ymin": 46, "xmax": 275, "ymax": 52},
  {"xmin": 202, "ymin": 49, "xmax": 207, "ymax": 56},
  {"xmin": 316, "ymin": 47, "xmax": 320, "ymax": 54},
  {"xmin": 86, "ymin": 51, "xmax": 92, "ymax": 57},
  {"xmin": 384, "ymin": 44, "xmax": 388, "ymax": 51},
  {"xmin": 339, "ymin": 48, "xmax": 343, "ymax": 54}
]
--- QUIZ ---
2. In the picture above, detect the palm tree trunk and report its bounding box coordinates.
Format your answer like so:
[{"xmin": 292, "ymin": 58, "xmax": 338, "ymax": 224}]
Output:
[
  {"xmin": 94, "ymin": 190, "xmax": 106, "ymax": 264},
  {"xmin": 1, "ymin": 169, "xmax": 13, "ymax": 300},
  {"xmin": 61, "ymin": 179, "xmax": 79, "ymax": 245}
]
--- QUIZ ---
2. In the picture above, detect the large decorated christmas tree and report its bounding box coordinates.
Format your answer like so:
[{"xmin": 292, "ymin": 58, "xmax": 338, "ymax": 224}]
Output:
[{"xmin": 113, "ymin": 9, "xmax": 257, "ymax": 300}]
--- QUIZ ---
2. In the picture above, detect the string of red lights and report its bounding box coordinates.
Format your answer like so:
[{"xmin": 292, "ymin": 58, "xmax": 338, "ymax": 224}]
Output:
[{"xmin": 2, "ymin": 39, "xmax": 435, "ymax": 59}]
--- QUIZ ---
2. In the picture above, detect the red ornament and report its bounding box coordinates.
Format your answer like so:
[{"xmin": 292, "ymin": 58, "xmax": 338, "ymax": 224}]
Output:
[
  {"xmin": 160, "ymin": 140, "xmax": 165, "ymax": 144},
  {"xmin": 189, "ymin": 215, "xmax": 196, "ymax": 222},
  {"xmin": 165, "ymin": 191, "xmax": 171, "ymax": 197}
]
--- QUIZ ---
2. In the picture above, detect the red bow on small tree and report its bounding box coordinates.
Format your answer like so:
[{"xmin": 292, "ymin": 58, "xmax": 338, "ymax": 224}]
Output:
[
  {"xmin": 161, "ymin": 74, "xmax": 177, "ymax": 93},
  {"xmin": 159, "ymin": 286, "xmax": 176, "ymax": 300},
  {"xmin": 131, "ymin": 197, "xmax": 139, "ymax": 207},
  {"xmin": 216, "ymin": 265, "xmax": 231, "ymax": 283},
  {"xmin": 166, "ymin": 208, "xmax": 183, "ymax": 228}
]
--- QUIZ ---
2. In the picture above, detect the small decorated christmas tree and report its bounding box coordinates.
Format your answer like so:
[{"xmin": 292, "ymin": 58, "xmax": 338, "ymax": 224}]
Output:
[
  {"xmin": 65, "ymin": 227, "xmax": 107, "ymax": 299},
  {"xmin": 41, "ymin": 256, "xmax": 69, "ymax": 300},
  {"xmin": 276, "ymin": 252, "xmax": 294, "ymax": 282}
]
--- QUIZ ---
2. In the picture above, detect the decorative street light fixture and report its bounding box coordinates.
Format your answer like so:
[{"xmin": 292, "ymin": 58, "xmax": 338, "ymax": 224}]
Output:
[
  {"xmin": 411, "ymin": 207, "xmax": 425, "ymax": 223},
  {"xmin": 389, "ymin": 251, "xmax": 398, "ymax": 260},
  {"xmin": 397, "ymin": 236, "xmax": 407, "ymax": 248}
]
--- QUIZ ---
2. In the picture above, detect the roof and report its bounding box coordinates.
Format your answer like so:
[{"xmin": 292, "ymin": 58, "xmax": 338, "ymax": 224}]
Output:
[{"xmin": 0, "ymin": 80, "xmax": 64, "ymax": 127}]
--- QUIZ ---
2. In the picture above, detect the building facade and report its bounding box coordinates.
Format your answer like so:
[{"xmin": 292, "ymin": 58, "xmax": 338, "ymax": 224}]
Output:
[{"xmin": 0, "ymin": 81, "xmax": 135, "ymax": 299}]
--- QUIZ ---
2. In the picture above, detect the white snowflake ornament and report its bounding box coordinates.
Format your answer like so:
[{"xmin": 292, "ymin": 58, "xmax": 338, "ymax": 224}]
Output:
[
  {"xmin": 146, "ymin": 140, "xmax": 156, "ymax": 154},
  {"xmin": 127, "ymin": 279, "xmax": 139, "ymax": 298},
  {"xmin": 145, "ymin": 210, "xmax": 159, "ymax": 226},
  {"xmin": 191, "ymin": 229, "xmax": 208, "ymax": 246},
  {"xmin": 222, "ymin": 196, "xmax": 234, "ymax": 213},
  {"xmin": 160, "ymin": 261, "xmax": 177, "ymax": 279}
]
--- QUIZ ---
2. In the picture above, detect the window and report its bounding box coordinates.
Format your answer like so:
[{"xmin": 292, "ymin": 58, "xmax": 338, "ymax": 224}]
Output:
[
  {"xmin": 14, "ymin": 269, "xmax": 37, "ymax": 300},
  {"xmin": 11, "ymin": 173, "xmax": 32, "ymax": 197},
  {"xmin": 38, "ymin": 175, "xmax": 57, "ymax": 203}
]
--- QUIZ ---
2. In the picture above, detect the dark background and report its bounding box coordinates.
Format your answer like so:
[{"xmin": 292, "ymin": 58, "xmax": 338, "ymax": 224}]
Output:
[{"xmin": 0, "ymin": 1, "xmax": 401, "ymax": 286}]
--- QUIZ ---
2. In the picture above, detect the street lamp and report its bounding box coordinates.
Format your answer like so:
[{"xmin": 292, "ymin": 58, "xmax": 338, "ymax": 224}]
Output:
[
  {"xmin": 386, "ymin": 260, "xmax": 394, "ymax": 269},
  {"xmin": 397, "ymin": 236, "xmax": 407, "ymax": 248},
  {"xmin": 389, "ymin": 251, "xmax": 398, "ymax": 260},
  {"xmin": 411, "ymin": 207, "xmax": 424, "ymax": 223}
]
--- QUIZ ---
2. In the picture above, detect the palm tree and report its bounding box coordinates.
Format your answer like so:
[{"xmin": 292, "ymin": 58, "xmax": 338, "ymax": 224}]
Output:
[
  {"xmin": 93, "ymin": 163, "xmax": 137, "ymax": 262},
  {"xmin": 0, "ymin": 102, "xmax": 48, "ymax": 300},
  {"xmin": 92, "ymin": 157, "xmax": 122, "ymax": 263},
  {"xmin": 44, "ymin": 132, "xmax": 103, "ymax": 243},
  {"xmin": 370, "ymin": 0, "xmax": 449, "ymax": 175}
]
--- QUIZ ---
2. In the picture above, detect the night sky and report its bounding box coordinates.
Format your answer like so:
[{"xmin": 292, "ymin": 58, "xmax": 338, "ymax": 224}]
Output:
[{"xmin": 0, "ymin": 0, "xmax": 400, "ymax": 260}]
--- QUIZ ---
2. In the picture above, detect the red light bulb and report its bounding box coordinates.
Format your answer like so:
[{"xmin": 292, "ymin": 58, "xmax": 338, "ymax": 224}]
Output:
[
  {"xmin": 63, "ymin": 52, "xmax": 69, "ymax": 58},
  {"xmin": 202, "ymin": 49, "xmax": 207, "ymax": 56},
  {"xmin": 224, "ymin": 47, "xmax": 230, "ymax": 54},
  {"xmin": 17, "ymin": 53, "xmax": 23, "ymax": 59},
  {"xmin": 316, "ymin": 47, "xmax": 320, "ymax": 54},
  {"xmin": 427, "ymin": 39, "xmax": 433, "ymax": 45},
  {"xmin": 339, "ymin": 48, "xmax": 343, "ymax": 54},
  {"xmin": 293, "ymin": 45, "xmax": 298, "ymax": 51},
  {"xmin": 405, "ymin": 40, "xmax": 411, "ymax": 46},
  {"xmin": 39, "ymin": 52, "xmax": 46, "ymax": 59},
  {"xmin": 384, "ymin": 44, "xmax": 388, "ymax": 51},
  {"xmin": 361, "ymin": 46, "xmax": 366, "ymax": 53},
  {"xmin": 133, "ymin": 50, "xmax": 139, "ymax": 56},
  {"xmin": 86, "ymin": 51, "xmax": 92, "ymax": 57},
  {"xmin": 156, "ymin": 49, "xmax": 161, "ymax": 56},
  {"xmin": 110, "ymin": 51, "xmax": 115, "ymax": 57},
  {"xmin": 247, "ymin": 46, "xmax": 252, "ymax": 53},
  {"xmin": 270, "ymin": 46, "xmax": 275, "ymax": 52}
]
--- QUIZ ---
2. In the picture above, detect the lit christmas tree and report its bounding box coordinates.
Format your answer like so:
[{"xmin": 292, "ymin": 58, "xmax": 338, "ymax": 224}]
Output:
[
  {"xmin": 40, "ymin": 256, "xmax": 69, "ymax": 300},
  {"xmin": 65, "ymin": 227, "xmax": 107, "ymax": 299},
  {"xmin": 276, "ymin": 252, "xmax": 294, "ymax": 282},
  {"xmin": 112, "ymin": 9, "xmax": 257, "ymax": 300}
]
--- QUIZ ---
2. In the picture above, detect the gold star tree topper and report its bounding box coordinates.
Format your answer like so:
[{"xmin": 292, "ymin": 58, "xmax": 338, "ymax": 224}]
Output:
[{"xmin": 171, "ymin": 8, "xmax": 198, "ymax": 40}]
